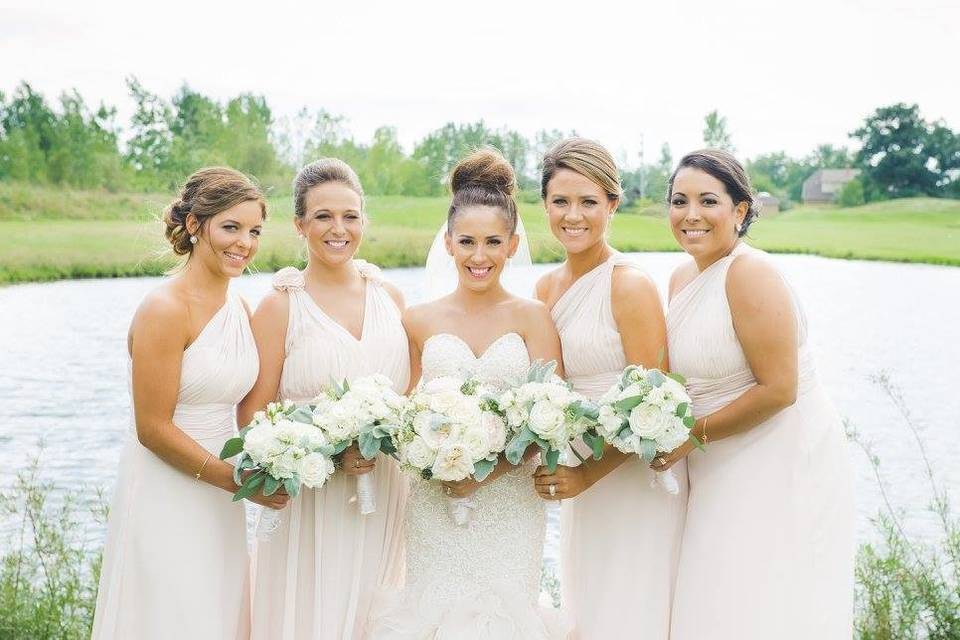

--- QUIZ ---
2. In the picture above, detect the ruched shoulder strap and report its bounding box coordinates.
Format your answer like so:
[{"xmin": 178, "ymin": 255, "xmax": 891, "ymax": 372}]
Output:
[
  {"xmin": 354, "ymin": 259, "xmax": 384, "ymax": 285},
  {"xmin": 272, "ymin": 267, "xmax": 305, "ymax": 292}
]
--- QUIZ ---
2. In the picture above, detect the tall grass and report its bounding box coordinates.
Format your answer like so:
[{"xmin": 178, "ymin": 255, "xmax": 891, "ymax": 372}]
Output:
[
  {"xmin": 0, "ymin": 449, "xmax": 105, "ymax": 639},
  {"xmin": 851, "ymin": 375, "xmax": 960, "ymax": 639}
]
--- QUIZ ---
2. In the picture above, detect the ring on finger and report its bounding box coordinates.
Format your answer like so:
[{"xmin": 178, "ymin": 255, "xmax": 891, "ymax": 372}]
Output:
[
  {"xmin": 444, "ymin": 486, "xmax": 452, "ymax": 496},
  {"xmin": 654, "ymin": 457, "xmax": 665, "ymax": 467},
  {"xmin": 549, "ymin": 484, "xmax": 556, "ymax": 497}
]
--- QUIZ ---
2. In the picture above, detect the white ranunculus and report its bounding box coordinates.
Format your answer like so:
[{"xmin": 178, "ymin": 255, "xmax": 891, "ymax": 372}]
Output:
[
  {"xmin": 299, "ymin": 452, "xmax": 334, "ymax": 488},
  {"xmin": 528, "ymin": 400, "xmax": 566, "ymax": 445},
  {"xmin": 460, "ymin": 424, "xmax": 492, "ymax": 461},
  {"xmin": 403, "ymin": 435, "xmax": 437, "ymax": 469},
  {"xmin": 628, "ymin": 404, "xmax": 671, "ymax": 441},
  {"xmin": 419, "ymin": 415, "xmax": 460, "ymax": 450},
  {"xmin": 481, "ymin": 411, "xmax": 508, "ymax": 452},
  {"xmin": 431, "ymin": 443, "xmax": 475, "ymax": 481}
]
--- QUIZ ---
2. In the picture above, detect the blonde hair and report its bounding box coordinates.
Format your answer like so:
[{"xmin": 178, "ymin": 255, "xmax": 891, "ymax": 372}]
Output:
[
  {"xmin": 293, "ymin": 158, "xmax": 365, "ymax": 218},
  {"xmin": 447, "ymin": 147, "xmax": 518, "ymax": 234},
  {"xmin": 163, "ymin": 167, "xmax": 266, "ymax": 255},
  {"xmin": 540, "ymin": 137, "xmax": 622, "ymax": 202}
]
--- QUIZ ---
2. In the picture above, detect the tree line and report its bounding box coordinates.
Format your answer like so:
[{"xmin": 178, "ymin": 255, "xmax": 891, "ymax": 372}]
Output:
[{"xmin": 1, "ymin": 80, "xmax": 958, "ymax": 207}]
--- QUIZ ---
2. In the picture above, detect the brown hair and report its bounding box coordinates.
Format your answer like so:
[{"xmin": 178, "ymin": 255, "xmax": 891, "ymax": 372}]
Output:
[
  {"xmin": 447, "ymin": 148, "xmax": 518, "ymax": 234},
  {"xmin": 293, "ymin": 158, "xmax": 365, "ymax": 218},
  {"xmin": 668, "ymin": 149, "xmax": 758, "ymax": 237},
  {"xmin": 163, "ymin": 167, "xmax": 266, "ymax": 255},
  {"xmin": 540, "ymin": 137, "xmax": 622, "ymax": 202}
]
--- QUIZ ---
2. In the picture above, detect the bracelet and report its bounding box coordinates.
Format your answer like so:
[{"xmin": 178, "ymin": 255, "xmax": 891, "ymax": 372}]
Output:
[
  {"xmin": 700, "ymin": 417, "xmax": 709, "ymax": 445},
  {"xmin": 195, "ymin": 453, "xmax": 212, "ymax": 481}
]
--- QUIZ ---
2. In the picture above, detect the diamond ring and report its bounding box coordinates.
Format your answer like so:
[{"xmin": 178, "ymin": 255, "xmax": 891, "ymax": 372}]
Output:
[{"xmin": 549, "ymin": 484, "xmax": 556, "ymax": 497}]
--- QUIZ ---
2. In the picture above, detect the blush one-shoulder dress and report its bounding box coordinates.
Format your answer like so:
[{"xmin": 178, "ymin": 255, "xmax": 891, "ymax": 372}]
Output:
[
  {"xmin": 92, "ymin": 292, "xmax": 259, "ymax": 640},
  {"xmin": 551, "ymin": 254, "xmax": 687, "ymax": 639},
  {"xmin": 667, "ymin": 244, "xmax": 854, "ymax": 639}
]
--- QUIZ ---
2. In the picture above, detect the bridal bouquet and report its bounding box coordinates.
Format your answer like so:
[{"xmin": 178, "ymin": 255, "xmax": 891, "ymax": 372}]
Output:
[
  {"xmin": 497, "ymin": 360, "xmax": 599, "ymax": 473},
  {"xmin": 595, "ymin": 365, "xmax": 698, "ymax": 494},
  {"xmin": 308, "ymin": 374, "xmax": 406, "ymax": 514},
  {"xmin": 394, "ymin": 375, "xmax": 508, "ymax": 525},
  {"xmin": 220, "ymin": 400, "xmax": 336, "ymax": 538}
]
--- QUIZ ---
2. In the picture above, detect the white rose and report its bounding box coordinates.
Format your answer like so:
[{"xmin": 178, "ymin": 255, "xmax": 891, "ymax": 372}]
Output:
[
  {"xmin": 628, "ymin": 404, "xmax": 671, "ymax": 441},
  {"xmin": 506, "ymin": 405, "xmax": 526, "ymax": 428},
  {"xmin": 430, "ymin": 443, "xmax": 475, "ymax": 481},
  {"xmin": 242, "ymin": 423, "xmax": 273, "ymax": 463},
  {"xmin": 403, "ymin": 435, "xmax": 437, "ymax": 469},
  {"xmin": 299, "ymin": 452, "xmax": 334, "ymax": 488},
  {"xmin": 645, "ymin": 385, "xmax": 669, "ymax": 408},
  {"xmin": 528, "ymin": 400, "xmax": 566, "ymax": 445}
]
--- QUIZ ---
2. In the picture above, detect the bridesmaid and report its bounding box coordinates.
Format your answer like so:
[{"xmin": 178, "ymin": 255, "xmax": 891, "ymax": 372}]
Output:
[
  {"xmin": 658, "ymin": 149, "xmax": 854, "ymax": 638},
  {"xmin": 92, "ymin": 167, "xmax": 288, "ymax": 639},
  {"xmin": 239, "ymin": 158, "xmax": 410, "ymax": 640},
  {"xmin": 531, "ymin": 138, "xmax": 686, "ymax": 639}
]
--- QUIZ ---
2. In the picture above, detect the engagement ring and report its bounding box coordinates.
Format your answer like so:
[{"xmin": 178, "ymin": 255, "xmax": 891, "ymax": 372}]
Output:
[{"xmin": 549, "ymin": 484, "xmax": 556, "ymax": 497}]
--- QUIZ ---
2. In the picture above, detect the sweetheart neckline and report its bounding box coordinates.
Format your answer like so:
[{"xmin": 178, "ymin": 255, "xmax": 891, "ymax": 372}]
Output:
[{"xmin": 422, "ymin": 331, "xmax": 523, "ymax": 360}]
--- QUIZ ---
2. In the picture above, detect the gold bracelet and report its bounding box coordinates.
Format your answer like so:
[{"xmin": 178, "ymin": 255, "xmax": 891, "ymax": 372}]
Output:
[
  {"xmin": 700, "ymin": 417, "xmax": 709, "ymax": 445},
  {"xmin": 195, "ymin": 453, "xmax": 212, "ymax": 481}
]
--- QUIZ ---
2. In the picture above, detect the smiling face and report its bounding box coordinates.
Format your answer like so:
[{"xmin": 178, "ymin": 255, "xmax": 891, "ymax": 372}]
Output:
[
  {"xmin": 544, "ymin": 168, "xmax": 617, "ymax": 256},
  {"xmin": 445, "ymin": 205, "xmax": 519, "ymax": 294},
  {"xmin": 187, "ymin": 200, "xmax": 263, "ymax": 278},
  {"xmin": 669, "ymin": 167, "xmax": 748, "ymax": 266},
  {"xmin": 296, "ymin": 182, "xmax": 365, "ymax": 267}
]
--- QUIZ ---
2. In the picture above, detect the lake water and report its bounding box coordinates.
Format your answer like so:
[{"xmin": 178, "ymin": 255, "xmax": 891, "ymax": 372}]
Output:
[{"xmin": 1, "ymin": 252, "xmax": 959, "ymax": 565}]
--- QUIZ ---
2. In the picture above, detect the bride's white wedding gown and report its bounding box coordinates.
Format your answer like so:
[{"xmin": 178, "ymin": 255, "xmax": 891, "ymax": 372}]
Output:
[{"xmin": 367, "ymin": 332, "xmax": 570, "ymax": 639}]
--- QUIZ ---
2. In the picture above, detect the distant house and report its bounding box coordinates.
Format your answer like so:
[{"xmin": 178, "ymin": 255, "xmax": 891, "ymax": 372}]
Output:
[
  {"xmin": 757, "ymin": 192, "xmax": 780, "ymax": 216},
  {"xmin": 802, "ymin": 169, "xmax": 861, "ymax": 203}
]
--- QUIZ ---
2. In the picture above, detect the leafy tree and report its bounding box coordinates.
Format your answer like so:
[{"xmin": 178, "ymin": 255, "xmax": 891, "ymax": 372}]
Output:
[
  {"xmin": 703, "ymin": 110, "xmax": 734, "ymax": 151},
  {"xmin": 125, "ymin": 77, "xmax": 173, "ymax": 183},
  {"xmin": 851, "ymin": 103, "xmax": 958, "ymax": 198}
]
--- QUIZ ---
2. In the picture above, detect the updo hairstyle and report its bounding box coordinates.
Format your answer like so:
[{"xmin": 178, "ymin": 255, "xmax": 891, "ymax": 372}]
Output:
[
  {"xmin": 163, "ymin": 167, "xmax": 266, "ymax": 255},
  {"xmin": 668, "ymin": 149, "xmax": 759, "ymax": 237},
  {"xmin": 447, "ymin": 148, "xmax": 519, "ymax": 234}
]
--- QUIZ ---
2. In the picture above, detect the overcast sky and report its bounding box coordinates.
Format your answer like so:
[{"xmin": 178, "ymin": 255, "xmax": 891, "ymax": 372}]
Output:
[{"xmin": 2, "ymin": 0, "xmax": 958, "ymax": 168}]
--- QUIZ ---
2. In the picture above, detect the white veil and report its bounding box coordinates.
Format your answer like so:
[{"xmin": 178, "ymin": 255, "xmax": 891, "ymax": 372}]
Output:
[{"xmin": 421, "ymin": 217, "xmax": 533, "ymax": 302}]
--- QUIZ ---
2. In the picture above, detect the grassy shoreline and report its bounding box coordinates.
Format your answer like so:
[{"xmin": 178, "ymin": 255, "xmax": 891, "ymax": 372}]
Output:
[{"xmin": 2, "ymin": 183, "xmax": 958, "ymax": 284}]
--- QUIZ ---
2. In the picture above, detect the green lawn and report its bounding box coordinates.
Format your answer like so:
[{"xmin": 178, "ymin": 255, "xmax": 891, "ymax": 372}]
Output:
[{"xmin": 1, "ymin": 181, "xmax": 957, "ymax": 284}]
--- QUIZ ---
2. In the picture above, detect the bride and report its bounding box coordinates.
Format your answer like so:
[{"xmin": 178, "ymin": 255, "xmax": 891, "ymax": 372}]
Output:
[{"xmin": 366, "ymin": 148, "xmax": 570, "ymax": 639}]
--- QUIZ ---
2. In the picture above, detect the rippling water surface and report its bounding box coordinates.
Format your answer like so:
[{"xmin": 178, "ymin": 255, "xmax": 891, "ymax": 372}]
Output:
[{"xmin": 1, "ymin": 252, "xmax": 958, "ymax": 564}]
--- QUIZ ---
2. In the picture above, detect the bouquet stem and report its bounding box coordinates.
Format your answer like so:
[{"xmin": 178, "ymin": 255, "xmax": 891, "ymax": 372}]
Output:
[
  {"xmin": 356, "ymin": 472, "xmax": 377, "ymax": 515},
  {"xmin": 256, "ymin": 508, "xmax": 283, "ymax": 540},
  {"xmin": 445, "ymin": 495, "xmax": 477, "ymax": 526}
]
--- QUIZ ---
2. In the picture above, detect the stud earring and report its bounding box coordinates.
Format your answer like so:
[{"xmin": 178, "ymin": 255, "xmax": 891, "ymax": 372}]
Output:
[
  {"xmin": 735, "ymin": 223, "xmax": 742, "ymax": 234},
  {"xmin": 189, "ymin": 235, "xmax": 198, "ymax": 245}
]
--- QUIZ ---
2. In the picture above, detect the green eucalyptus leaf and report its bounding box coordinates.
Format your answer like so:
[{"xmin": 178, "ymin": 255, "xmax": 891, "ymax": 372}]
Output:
[
  {"xmin": 283, "ymin": 477, "xmax": 300, "ymax": 497},
  {"xmin": 675, "ymin": 403, "xmax": 689, "ymax": 418},
  {"xmin": 220, "ymin": 437, "xmax": 244, "ymax": 460},
  {"xmin": 613, "ymin": 396, "xmax": 643, "ymax": 413},
  {"xmin": 233, "ymin": 472, "xmax": 265, "ymax": 501},
  {"xmin": 545, "ymin": 448, "xmax": 560, "ymax": 473},
  {"xmin": 639, "ymin": 439, "xmax": 657, "ymax": 463},
  {"xmin": 359, "ymin": 433, "xmax": 380, "ymax": 459},
  {"xmin": 263, "ymin": 475, "xmax": 281, "ymax": 496}
]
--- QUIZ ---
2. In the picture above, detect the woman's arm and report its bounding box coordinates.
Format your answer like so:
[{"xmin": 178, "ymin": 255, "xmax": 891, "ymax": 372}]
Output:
[
  {"xmin": 536, "ymin": 267, "xmax": 667, "ymax": 498},
  {"xmin": 130, "ymin": 294, "xmax": 287, "ymax": 509},
  {"xmin": 657, "ymin": 254, "xmax": 798, "ymax": 469}
]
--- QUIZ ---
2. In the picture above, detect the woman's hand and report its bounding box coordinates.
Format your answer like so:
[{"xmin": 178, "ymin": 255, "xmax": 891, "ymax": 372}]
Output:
[
  {"xmin": 533, "ymin": 464, "xmax": 591, "ymax": 500},
  {"xmin": 440, "ymin": 477, "xmax": 483, "ymax": 499},
  {"xmin": 340, "ymin": 443, "xmax": 376, "ymax": 476},
  {"xmin": 239, "ymin": 470, "xmax": 291, "ymax": 510},
  {"xmin": 651, "ymin": 438, "xmax": 695, "ymax": 472}
]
